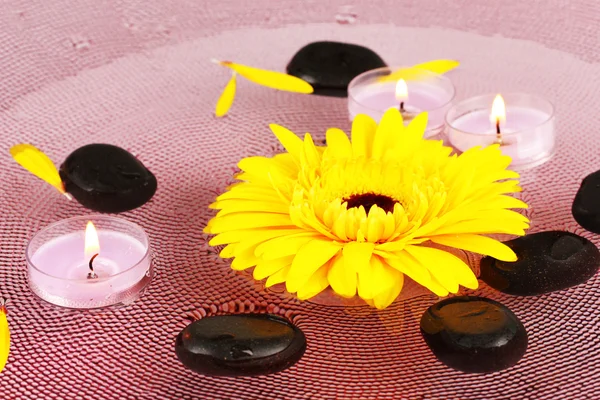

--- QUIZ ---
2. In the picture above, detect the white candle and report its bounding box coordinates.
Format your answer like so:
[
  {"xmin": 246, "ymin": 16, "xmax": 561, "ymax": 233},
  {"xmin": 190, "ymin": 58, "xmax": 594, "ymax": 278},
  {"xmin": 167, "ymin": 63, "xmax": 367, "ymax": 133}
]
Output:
[
  {"xmin": 348, "ymin": 66, "xmax": 455, "ymax": 138},
  {"xmin": 27, "ymin": 216, "xmax": 153, "ymax": 309},
  {"xmin": 446, "ymin": 93, "xmax": 555, "ymax": 169}
]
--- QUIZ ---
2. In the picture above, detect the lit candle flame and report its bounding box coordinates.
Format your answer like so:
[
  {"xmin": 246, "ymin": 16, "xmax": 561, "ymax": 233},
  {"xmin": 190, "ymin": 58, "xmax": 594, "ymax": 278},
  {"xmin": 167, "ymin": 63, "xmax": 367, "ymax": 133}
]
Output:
[
  {"xmin": 490, "ymin": 94, "xmax": 506, "ymax": 125},
  {"xmin": 395, "ymin": 79, "xmax": 408, "ymax": 102},
  {"xmin": 84, "ymin": 221, "xmax": 100, "ymax": 260}
]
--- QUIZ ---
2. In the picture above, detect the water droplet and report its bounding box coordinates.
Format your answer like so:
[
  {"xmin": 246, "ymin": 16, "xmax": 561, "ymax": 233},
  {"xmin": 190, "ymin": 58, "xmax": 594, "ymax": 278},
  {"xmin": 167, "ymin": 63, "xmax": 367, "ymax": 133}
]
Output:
[
  {"xmin": 230, "ymin": 344, "xmax": 253, "ymax": 359},
  {"xmin": 71, "ymin": 37, "xmax": 91, "ymax": 51},
  {"xmin": 123, "ymin": 19, "xmax": 140, "ymax": 31},
  {"xmin": 335, "ymin": 6, "xmax": 357, "ymax": 25},
  {"xmin": 155, "ymin": 24, "xmax": 171, "ymax": 37}
]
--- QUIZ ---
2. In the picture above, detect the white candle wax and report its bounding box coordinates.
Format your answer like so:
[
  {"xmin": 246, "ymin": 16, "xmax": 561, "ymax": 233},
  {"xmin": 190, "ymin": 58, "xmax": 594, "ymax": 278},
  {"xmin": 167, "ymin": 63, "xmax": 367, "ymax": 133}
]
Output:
[
  {"xmin": 446, "ymin": 93, "xmax": 556, "ymax": 168},
  {"xmin": 27, "ymin": 217, "xmax": 152, "ymax": 309},
  {"xmin": 348, "ymin": 67, "xmax": 455, "ymax": 138}
]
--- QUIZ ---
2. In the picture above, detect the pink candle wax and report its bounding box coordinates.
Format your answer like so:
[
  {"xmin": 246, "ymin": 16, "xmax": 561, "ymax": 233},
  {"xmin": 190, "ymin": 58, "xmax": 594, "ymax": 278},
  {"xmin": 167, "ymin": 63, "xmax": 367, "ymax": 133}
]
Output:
[
  {"xmin": 348, "ymin": 67, "xmax": 455, "ymax": 138},
  {"xmin": 27, "ymin": 216, "xmax": 152, "ymax": 309},
  {"xmin": 446, "ymin": 93, "xmax": 555, "ymax": 169}
]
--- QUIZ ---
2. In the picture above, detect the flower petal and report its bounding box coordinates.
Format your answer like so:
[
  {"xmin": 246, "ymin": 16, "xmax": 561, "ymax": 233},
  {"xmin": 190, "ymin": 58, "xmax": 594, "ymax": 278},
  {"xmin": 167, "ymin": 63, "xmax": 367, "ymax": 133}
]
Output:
[
  {"xmin": 297, "ymin": 264, "xmax": 330, "ymax": 300},
  {"xmin": 377, "ymin": 60, "xmax": 460, "ymax": 83},
  {"xmin": 205, "ymin": 213, "xmax": 294, "ymax": 234},
  {"xmin": 269, "ymin": 124, "xmax": 303, "ymax": 163},
  {"xmin": 265, "ymin": 265, "xmax": 291, "ymax": 287},
  {"xmin": 216, "ymin": 185, "xmax": 279, "ymax": 202},
  {"xmin": 430, "ymin": 234, "xmax": 517, "ymax": 262},
  {"xmin": 218, "ymin": 60, "xmax": 313, "ymax": 93},
  {"xmin": 405, "ymin": 245, "xmax": 478, "ymax": 292},
  {"xmin": 412, "ymin": 59, "xmax": 460, "ymax": 75},
  {"xmin": 286, "ymin": 239, "xmax": 342, "ymax": 293},
  {"xmin": 301, "ymin": 133, "xmax": 321, "ymax": 168},
  {"xmin": 371, "ymin": 255, "xmax": 398, "ymax": 296},
  {"xmin": 219, "ymin": 243, "xmax": 237, "ymax": 258},
  {"xmin": 255, "ymin": 232, "xmax": 321, "ymax": 260},
  {"xmin": 253, "ymin": 256, "xmax": 294, "ymax": 280},
  {"xmin": 238, "ymin": 156, "xmax": 297, "ymax": 178},
  {"xmin": 372, "ymin": 108, "xmax": 403, "ymax": 160},
  {"xmin": 343, "ymin": 242, "xmax": 375, "ymax": 273},
  {"xmin": 214, "ymin": 200, "xmax": 290, "ymax": 216},
  {"xmin": 327, "ymin": 254, "xmax": 357, "ymax": 298},
  {"xmin": 405, "ymin": 112, "xmax": 428, "ymax": 141},
  {"xmin": 372, "ymin": 266, "xmax": 404, "ymax": 309},
  {"xmin": 357, "ymin": 261, "xmax": 374, "ymax": 300},
  {"xmin": 325, "ymin": 128, "xmax": 352, "ymax": 160},
  {"xmin": 428, "ymin": 218, "xmax": 528, "ymax": 236},
  {"xmin": 215, "ymin": 72, "xmax": 236, "ymax": 117},
  {"xmin": 230, "ymin": 246, "xmax": 261, "ymax": 271},
  {"xmin": 10, "ymin": 144, "xmax": 65, "ymax": 194},
  {"xmin": 391, "ymin": 250, "xmax": 449, "ymax": 297},
  {"xmin": 351, "ymin": 114, "xmax": 377, "ymax": 158},
  {"xmin": 385, "ymin": 251, "xmax": 431, "ymax": 286}
]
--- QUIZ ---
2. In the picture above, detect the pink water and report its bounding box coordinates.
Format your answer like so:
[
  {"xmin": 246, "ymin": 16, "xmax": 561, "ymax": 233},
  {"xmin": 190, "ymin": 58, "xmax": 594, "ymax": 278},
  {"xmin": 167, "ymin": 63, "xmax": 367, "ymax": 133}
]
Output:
[{"xmin": 0, "ymin": 1, "xmax": 599, "ymax": 399}]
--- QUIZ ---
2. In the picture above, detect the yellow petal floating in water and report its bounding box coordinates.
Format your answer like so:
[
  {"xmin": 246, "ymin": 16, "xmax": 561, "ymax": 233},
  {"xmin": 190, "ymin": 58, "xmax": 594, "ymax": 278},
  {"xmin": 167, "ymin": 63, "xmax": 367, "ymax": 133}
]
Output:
[
  {"xmin": 377, "ymin": 59, "xmax": 460, "ymax": 83},
  {"xmin": 0, "ymin": 298, "xmax": 9, "ymax": 374},
  {"xmin": 10, "ymin": 144, "xmax": 65, "ymax": 194},
  {"xmin": 412, "ymin": 59, "xmax": 460, "ymax": 75},
  {"xmin": 215, "ymin": 72, "xmax": 237, "ymax": 118},
  {"xmin": 216, "ymin": 60, "xmax": 313, "ymax": 94}
]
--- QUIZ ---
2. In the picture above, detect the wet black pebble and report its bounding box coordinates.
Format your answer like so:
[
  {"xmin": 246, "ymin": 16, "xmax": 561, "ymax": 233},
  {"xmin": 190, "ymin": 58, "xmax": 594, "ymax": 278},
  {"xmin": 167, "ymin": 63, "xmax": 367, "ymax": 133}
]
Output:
[
  {"xmin": 59, "ymin": 144, "xmax": 157, "ymax": 213},
  {"xmin": 175, "ymin": 314, "xmax": 306, "ymax": 376},
  {"xmin": 286, "ymin": 41, "xmax": 387, "ymax": 97},
  {"xmin": 480, "ymin": 231, "xmax": 600, "ymax": 296},
  {"xmin": 572, "ymin": 170, "xmax": 600, "ymax": 233},
  {"xmin": 420, "ymin": 296, "xmax": 528, "ymax": 374}
]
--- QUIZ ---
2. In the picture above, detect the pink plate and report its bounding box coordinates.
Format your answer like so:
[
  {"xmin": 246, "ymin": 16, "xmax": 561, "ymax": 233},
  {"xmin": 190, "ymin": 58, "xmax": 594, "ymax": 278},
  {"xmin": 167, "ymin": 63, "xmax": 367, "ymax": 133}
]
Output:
[{"xmin": 0, "ymin": 1, "xmax": 598, "ymax": 399}]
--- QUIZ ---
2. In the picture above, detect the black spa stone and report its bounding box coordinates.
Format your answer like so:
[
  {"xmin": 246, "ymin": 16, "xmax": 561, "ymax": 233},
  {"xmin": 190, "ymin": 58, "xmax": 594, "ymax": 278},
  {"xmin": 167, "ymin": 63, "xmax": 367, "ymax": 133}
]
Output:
[
  {"xmin": 572, "ymin": 170, "xmax": 600, "ymax": 233},
  {"xmin": 286, "ymin": 41, "xmax": 387, "ymax": 97},
  {"xmin": 480, "ymin": 231, "xmax": 600, "ymax": 296},
  {"xmin": 59, "ymin": 144, "xmax": 157, "ymax": 213},
  {"xmin": 175, "ymin": 314, "xmax": 306, "ymax": 376},
  {"xmin": 420, "ymin": 296, "xmax": 528, "ymax": 374}
]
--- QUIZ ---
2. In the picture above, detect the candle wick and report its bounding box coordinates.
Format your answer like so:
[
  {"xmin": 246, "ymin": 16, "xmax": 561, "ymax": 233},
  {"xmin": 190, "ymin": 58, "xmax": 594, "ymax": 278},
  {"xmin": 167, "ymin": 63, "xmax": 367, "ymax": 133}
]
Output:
[
  {"xmin": 495, "ymin": 119, "xmax": 503, "ymax": 145},
  {"xmin": 88, "ymin": 253, "xmax": 99, "ymax": 279},
  {"xmin": 399, "ymin": 101, "xmax": 405, "ymax": 112}
]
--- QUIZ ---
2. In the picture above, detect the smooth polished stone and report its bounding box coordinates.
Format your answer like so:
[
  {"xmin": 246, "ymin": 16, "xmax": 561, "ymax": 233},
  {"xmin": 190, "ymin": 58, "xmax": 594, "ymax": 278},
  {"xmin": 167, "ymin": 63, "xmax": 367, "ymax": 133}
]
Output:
[
  {"xmin": 59, "ymin": 144, "xmax": 157, "ymax": 213},
  {"xmin": 480, "ymin": 231, "xmax": 600, "ymax": 296},
  {"xmin": 175, "ymin": 314, "xmax": 306, "ymax": 376},
  {"xmin": 420, "ymin": 296, "xmax": 528, "ymax": 373},
  {"xmin": 286, "ymin": 41, "xmax": 387, "ymax": 97},
  {"xmin": 572, "ymin": 170, "xmax": 600, "ymax": 233}
]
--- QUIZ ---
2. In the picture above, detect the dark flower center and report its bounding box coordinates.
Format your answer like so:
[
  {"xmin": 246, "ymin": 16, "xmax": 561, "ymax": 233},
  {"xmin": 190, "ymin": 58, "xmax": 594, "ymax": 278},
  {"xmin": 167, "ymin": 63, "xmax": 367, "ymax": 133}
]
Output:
[{"xmin": 343, "ymin": 193, "xmax": 397, "ymax": 214}]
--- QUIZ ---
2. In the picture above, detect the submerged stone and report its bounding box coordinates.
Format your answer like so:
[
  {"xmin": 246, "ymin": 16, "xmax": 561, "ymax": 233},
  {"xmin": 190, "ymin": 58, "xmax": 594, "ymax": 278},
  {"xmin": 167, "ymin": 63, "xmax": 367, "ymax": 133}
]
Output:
[
  {"xmin": 480, "ymin": 231, "xmax": 600, "ymax": 296},
  {"xmin": 59, "ymin": 144, "xmax": 157, "ymax": 213},
  {"xmin": 286, "ymin": 41, "xmax": 387, "ymax": 97},
  {"xmin": 175, "ymin": 314, "xmax": 306, "ymax": 376},
  {"xmin": 420, "ymin": 296, "xmax": 528, "ymax": 373},
  {"xmin": 572, "ymin": 170, "xmax": 600, "ymax": 233}
]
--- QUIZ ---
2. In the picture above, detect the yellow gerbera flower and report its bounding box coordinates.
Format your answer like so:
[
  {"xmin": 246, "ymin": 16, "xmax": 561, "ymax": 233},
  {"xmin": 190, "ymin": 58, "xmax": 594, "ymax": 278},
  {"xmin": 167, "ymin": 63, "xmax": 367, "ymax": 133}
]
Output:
[{"xmin": 204, "ymin": 108, "xmax": 529, "ymax": 309}]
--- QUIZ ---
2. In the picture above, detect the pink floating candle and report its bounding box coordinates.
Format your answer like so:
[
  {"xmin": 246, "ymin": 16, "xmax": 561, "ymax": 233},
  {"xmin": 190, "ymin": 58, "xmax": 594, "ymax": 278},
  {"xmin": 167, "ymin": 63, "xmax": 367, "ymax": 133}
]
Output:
[
  {"xmin": 348, "ymin": 66, "xmax": 455, "ymax": 138},
  {"xmin": 27, "ymin": 215, "xmax": 153, "ymax": 309},
  {"xmin": 446, "ymin": 93, "xmax": 556, "ymax": 169}
]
